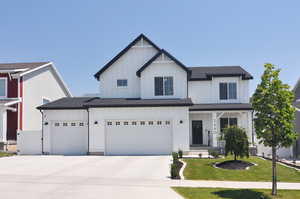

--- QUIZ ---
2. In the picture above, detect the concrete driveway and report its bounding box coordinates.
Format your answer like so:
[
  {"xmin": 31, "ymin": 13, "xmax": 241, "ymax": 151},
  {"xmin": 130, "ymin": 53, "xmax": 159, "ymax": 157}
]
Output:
[{"xmin": 0, "ymin": 155, "xmax": 182, "ymax": 199}]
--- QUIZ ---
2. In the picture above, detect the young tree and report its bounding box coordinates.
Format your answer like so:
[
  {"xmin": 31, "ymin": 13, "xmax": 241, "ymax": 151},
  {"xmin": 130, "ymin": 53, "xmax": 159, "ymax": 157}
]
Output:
[
  {"xmin": 223, "ymin": 126, "xmax": 249, "ymax": 161},
  {"xmin": 252, "ymin": 63, "xmax": 297, "ymax": 195}
]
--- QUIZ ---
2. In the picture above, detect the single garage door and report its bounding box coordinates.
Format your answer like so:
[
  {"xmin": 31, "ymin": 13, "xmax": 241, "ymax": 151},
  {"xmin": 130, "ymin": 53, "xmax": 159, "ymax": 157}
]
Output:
[
  {"xmin": 105, "ymin": 120, "xmax": 172, "ymax": 155},
  {"xmin": 51, "ymin": 121, "xmax": 88, "ymax": 155}
]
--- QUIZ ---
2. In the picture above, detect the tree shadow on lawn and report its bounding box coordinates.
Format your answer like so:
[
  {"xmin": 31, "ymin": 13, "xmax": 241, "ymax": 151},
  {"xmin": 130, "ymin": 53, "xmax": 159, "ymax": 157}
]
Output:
[{"xmin": 213, "ymin": 189, "xmax": 271, "ymax": 199}]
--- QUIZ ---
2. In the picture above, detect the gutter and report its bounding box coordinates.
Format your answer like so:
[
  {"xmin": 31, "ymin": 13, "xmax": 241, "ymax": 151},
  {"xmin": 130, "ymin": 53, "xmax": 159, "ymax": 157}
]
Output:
[
  {"xmin": 87, "ymin": 108, "xmax": 90, "ymax": 155},
  {"xmin": 39, "ymin": 110, "xmax": 44, "ymax": 154}
]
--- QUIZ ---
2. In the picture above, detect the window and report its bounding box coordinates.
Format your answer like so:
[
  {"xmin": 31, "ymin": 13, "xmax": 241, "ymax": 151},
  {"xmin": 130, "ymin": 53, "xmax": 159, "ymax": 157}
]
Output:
[
  {"xmin": 140, "ymin": 121, "xmax": 145, "ymax": 125},
  {"xmin": 220, "ymin": 118, "xmax": 238, "ymax": 132},
  {"xmin": 0, "ymin": 78, "xmax": 7, "ymax": 97},
  {"xmin": 63, "ymin": 122, "xmax": 68, "ymax": 127},
  {"xmin": 71, "ymin": 122, "xmax": 76, "ymax": 127},
  {"xmin": 79, "ymin": 122, "xmax": 84, "ymax": 126},
  {"xmin": 148, "ymin": 121, "xmax": 154, "ymax": 125},
  {"xmin": 219, "ymin": 82, "xmax": 237, "ymax": 100},
  {"xmin": 54, "ymin": 123, "xmax": 60, "ymax": 127},
  {"xmin": 116, "ymin": 122, "xmax": 120, "ymax": 125},
  {"xmin": 154, "ymin": 76, "xmax": 173, "ymax": 96},
  {"xmin": 124, "ymin": 121, "xmax": 129, "ymax": 125},
  {"xmin": 165, "ymin": 121, "xmax": 170, "ymax": 125},
  {"xmin": 43, "ymin": 98, "xmax": 51, "ymax": 105},
  {"xmin": 157, "ymin": 121, "xmax": 162, "ymax": 125},
  {"xmin": 107, "ymin": 122, "xmax": 112, "ymax": 126},
  {"xmin": 117, "ymin": 79, "xmax": 127, "ymax": 87},
  {"xmin": 132, "ymin": 121, "xmax": 137, "ymax": 125}
]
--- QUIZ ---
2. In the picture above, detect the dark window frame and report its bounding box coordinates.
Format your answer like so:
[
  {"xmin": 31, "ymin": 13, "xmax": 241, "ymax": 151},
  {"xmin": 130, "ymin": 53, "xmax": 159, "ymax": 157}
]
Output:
[
  {"xmin": 219, "ymin": 82, "xmax": 237, "ymax": 100},
  {"xmin": 117, "ymin": 79, "xmax": 128, "ymax": 87},
  {"xmin": 154, "ymin": 76, "xmax": 174, "ymax": 96}
]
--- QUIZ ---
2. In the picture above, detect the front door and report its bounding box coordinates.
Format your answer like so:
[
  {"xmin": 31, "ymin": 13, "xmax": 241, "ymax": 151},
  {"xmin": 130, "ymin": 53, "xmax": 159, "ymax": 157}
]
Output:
[{"xmin": 192, "ymin": 120, "xmax": 203, "ymax": 145}]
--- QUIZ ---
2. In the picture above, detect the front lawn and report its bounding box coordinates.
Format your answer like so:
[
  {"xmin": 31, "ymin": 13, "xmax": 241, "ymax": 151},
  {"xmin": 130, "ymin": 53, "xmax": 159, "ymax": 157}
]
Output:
[
  {"xmin": 173, "ymin": 187, "xmax": 300, "ymax": 199},
  {"xmin": 183, "ymin": 156, "xmax": 300, "ymax": 182},
  {"xmin": 0, "ymin": 152, "xmax": 14, "ymax": 157}
]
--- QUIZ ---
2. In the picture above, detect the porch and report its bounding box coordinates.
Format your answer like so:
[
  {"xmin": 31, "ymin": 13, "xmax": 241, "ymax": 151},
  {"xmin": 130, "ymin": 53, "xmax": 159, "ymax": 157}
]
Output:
[{"xmin": 188, "ymin": 103, "xmax": 254, "ymax": 154}]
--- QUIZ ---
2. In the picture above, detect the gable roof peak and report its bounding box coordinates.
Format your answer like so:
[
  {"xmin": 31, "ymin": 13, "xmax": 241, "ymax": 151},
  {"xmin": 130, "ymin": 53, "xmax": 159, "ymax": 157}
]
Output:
[{"xmin": 94, "ymin": 34, "xmax": 160, "ymax": 80}]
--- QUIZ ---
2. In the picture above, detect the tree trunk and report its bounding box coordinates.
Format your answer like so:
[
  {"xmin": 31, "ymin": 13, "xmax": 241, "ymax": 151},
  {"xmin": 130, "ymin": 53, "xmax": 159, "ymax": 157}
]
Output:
[
  {"xmin": 272, "ymin": 145, "xmax": 277, "ymax": 195},
  {"xmin": 234, "ymin": 153, "xmax": 237, "ymax": 161}
]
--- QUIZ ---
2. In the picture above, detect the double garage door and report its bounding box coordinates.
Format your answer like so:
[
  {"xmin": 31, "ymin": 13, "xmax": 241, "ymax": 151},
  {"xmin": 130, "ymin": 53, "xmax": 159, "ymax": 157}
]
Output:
[
  {"xmin": 105, "ymin": 120, "xmax": 172, "ymax": 155},
  {"xmin": 50, "ymin": 119, "xmax": 172, "ymax": 155}
]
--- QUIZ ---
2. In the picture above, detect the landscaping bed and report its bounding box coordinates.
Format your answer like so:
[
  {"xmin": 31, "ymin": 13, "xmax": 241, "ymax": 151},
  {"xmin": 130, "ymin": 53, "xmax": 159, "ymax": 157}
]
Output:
[
  {"xmin": 173, "ymin": 187, "xmax": 300, "ymax": 199},
  {"xmin": 215, "ymin": 160, "xmax": 255, "ymax": 170},
  {"xmin": 182, "ymin": 156, "xmax": 300, "ymax": 182},
  {"xmin": 0, "ymin": 152, "xmax": 15, "ymax": 157}
]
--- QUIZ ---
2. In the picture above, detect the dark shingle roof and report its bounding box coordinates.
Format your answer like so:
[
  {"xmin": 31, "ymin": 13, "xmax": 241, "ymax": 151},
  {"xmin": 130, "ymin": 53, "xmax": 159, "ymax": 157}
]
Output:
[
  {"xmin": 37, "ymin": 97, "xmax": 193, "ymax": 110},
  {"xmin": 188, "ymin": 66, "xmax": 253, "ymax": 80},
  {"xmin": 190, "ymin": 103, "xmax": 252, "ymax": 111},
  {"xmin": 0, "ymin": 62, "xmax": 50, "ymax": 71}
]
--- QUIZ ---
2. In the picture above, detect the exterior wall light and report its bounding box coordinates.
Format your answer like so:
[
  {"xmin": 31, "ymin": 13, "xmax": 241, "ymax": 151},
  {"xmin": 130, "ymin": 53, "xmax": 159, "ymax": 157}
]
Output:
[
  {"xmin": 44, "ymin": 122, "xmax": 49, "ymax": 125},
  {"xmin": 180, "ymin": 120, "xmax": 183, "ymax": 124},
  {"xmin": 94, "ymin": 121, "xmax": 98, "ymax": 125}
]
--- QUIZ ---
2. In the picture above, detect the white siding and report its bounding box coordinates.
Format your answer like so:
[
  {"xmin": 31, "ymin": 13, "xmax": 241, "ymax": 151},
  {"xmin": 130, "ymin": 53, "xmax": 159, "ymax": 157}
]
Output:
[
  {"xmin": 188, "ymin": 77, "xmax": 250, "ymax": 103},
  {"xmin": 140, "ymin": 60, "xmax": 188, "ymax": 99},
  {"xmin": 22, "ymin": 66, "xmax": 70, "ymax": 131},
  {"xmin": 99, "ymin": 41, "xmax": 158, "ymax": 98}
]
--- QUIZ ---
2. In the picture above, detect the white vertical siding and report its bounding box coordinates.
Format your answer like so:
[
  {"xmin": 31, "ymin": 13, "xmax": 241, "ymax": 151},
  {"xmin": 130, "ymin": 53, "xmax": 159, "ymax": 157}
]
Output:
[
  {"xmin": 140, "ymin": 61, "xmax": 188, "ymax": 99},
  {"xmin": 188, "ymin": 77, "xmax": 250, "ymax": 103},
  {"xmin": 99, "ymin": 42, "xmax": 158, "ymax": 98}
]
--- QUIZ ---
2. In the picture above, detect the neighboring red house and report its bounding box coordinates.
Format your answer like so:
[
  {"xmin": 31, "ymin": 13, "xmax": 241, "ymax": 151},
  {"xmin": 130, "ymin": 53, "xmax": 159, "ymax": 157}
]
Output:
[{"xmin": 0, "ymin": 62, "xmax": 72, "ymax": 143}]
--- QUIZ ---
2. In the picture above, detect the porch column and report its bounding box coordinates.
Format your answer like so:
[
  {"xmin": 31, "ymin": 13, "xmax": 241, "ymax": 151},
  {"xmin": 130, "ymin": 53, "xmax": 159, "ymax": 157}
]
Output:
[
  {"xmin": 212, "ymin": 112, "xmax": 218, "ymax": 147},
  {"xmin": 0, "ymin": 108, "xmax": 7, "ymax": 142},
  {"xmin": 247, "ymin": 111, "xmax": 253, "ymax": 145}
]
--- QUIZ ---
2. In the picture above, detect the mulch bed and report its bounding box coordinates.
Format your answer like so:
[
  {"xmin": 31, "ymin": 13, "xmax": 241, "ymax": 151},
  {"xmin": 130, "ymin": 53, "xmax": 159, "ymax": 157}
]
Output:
[{"xmin": 215, "ymin": 160, "xmax": 255, "ymax": 170}]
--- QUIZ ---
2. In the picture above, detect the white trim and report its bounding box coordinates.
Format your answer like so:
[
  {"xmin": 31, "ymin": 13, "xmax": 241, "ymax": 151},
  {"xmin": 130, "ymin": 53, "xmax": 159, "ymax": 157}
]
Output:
[
  {"xmin": 11, "ymin": 62, "xmax": 72, "ymax": 97},
  {"xmin": 0, "ymin": 77, "xmax": 7, "ymax": 98},
  {"xmin": 0, "ymin": 69, "xmax": 28, "ymax": 73},
  {"xmin": 42, "ymin": 97, "xmax": 51, "ymax": 105},
  {"xmin": 17, "ymin": 77, "xmax": 20, "ymax": 130},
  {"xmin": 3, "ymin": 98, "xmax": 21, "ymax": 106}
]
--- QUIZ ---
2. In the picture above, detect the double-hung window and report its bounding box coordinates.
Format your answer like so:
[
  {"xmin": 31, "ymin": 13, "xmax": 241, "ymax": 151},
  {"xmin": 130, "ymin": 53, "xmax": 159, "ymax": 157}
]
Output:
[
  {"xmin": 117, "ymin": 79, "xmax": 128, "ymax": 87},
  {"xmin": 219, "ymin": 82, "xmax": 237, "ymax": 100},
  {"xmin": 0, "ymin": 78, "xmax": 7, "ymax": 98},
  {"xmin": 154, "ymin": 76, "xmax": 173, "ymax": 96}
]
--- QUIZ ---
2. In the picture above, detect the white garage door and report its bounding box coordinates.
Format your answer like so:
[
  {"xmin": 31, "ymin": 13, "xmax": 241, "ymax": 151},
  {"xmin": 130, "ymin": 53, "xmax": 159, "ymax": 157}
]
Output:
[
  {"xmin": 51, "ymin": 121, "xmax": 88, "ymax": 155},
  {"xmin": 105, "ymin": 120, "xmax": 172, "ymax": 155}
]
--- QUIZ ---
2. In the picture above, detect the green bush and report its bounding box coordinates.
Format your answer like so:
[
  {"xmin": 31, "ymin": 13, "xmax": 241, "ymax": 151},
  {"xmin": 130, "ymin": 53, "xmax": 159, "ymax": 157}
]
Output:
[
  {"xmin": 172, "ymin": 152, "xmax": 179, "ymax": 163},
  {"xmin": 178, "ymin": 149, "xmax": 183, "ymax": 158},
  {"xmin": 170, "ymin": 163, "xmax": 180, "ymax": 179},
  {"xmin": 208, "ymin": 149, "xmax": 220, "ymax": 158},
  {"xmin": 223, "ymin": 126, "xmax": 249, "ymax": 161}
]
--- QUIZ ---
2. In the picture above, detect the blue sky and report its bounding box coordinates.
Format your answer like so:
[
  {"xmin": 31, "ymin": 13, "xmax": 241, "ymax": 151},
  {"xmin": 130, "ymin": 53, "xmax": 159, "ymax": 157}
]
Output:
[{"xmin": 1, "ymin": 1, "xmax": 299, "ymax": 96}]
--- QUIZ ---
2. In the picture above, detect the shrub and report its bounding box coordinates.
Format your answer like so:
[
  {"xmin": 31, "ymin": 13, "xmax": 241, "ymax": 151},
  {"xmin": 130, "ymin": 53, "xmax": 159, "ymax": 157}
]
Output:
[
  {"xmin": 198, "ymin": 153, "xmax": 202, "ymax": 158},
  {"xmin": 178, "ymin": 149, "xmax": 183, "ymax": 158},
  {"xmin": 208, "ymin": 149, "xmax": 220, "ymax": 158},
  {"xmin": 170, "ymin": 163, "xmax": 180, "ymax": 179},
  {"xmin": 172, "ymin": 152, "xmax": 179, "ymax": 163},
  {"xmin": 223, "ymin": 126, "xmax": 249, "ymax": 161}
]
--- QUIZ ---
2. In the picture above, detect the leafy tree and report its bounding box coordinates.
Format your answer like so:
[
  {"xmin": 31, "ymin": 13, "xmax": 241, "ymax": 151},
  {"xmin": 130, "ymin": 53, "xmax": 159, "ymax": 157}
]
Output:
[
  {"xmin": 224, "ymin": 126, "xmax": 249, "ymax": 161},
  {"xmin": 252, "ymin": 63, "xmax": 297, "ymax": 195}
]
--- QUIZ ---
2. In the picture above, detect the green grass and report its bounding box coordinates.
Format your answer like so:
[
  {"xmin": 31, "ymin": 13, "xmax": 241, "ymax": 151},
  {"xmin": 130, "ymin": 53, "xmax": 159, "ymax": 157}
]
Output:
[
  {"xmin": 0, "ymin": 152, "xmax": 14, "ymax": 157},
  {"xmin": 183, "ymin": 156, "xmax": 300, "ymax": 182},
  {"xmin": 173, "ymin": 187, "xmax": 300, "ymax": 199}
]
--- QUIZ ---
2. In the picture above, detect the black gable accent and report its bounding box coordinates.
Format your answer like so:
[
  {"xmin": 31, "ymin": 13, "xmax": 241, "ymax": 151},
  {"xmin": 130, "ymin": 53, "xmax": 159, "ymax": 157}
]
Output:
[
  {"xmin": 94, "ymin": 34, "xmax": 161, "ymax": 80},
  {"xmin": 136, "ymin": 49, "xmax": 190, "ymax": 77}
]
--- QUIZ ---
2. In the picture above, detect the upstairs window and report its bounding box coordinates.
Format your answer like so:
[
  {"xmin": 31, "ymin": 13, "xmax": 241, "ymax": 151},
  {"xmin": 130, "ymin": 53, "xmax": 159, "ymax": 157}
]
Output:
[
  {"xmin": 0, "ymin": 78, "xmax": 7, "ymax": 98},
  {"xmin": 219, "ymin": 82, "xmax": 237, "ymax": 100},
  {"xmin": 154, "ymin": 76, "xmax": 173, "ymax": 96},
  {"xmin": 117, "ymin": 79, "xmax": 128, "ymax": 87}
]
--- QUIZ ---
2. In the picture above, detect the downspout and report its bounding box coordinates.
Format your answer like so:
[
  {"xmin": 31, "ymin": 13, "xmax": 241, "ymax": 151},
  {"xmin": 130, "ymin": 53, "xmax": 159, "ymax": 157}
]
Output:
[
  {"xmin": 87, "ymin": 108, "xmax": 90, "ymax": 155},
  {"xmin": 39, "ymin": 110, "xmax": 44, "ymax": 154}
]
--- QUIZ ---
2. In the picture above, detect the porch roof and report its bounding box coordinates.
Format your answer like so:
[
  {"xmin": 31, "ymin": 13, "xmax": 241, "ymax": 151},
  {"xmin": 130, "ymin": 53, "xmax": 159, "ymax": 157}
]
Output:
[
  {"xmin": 189, "ymin": 103, "xmax": 252, "ymax": 111},
  {"xmin": 0, "ymin": 98, "xmax": 20, "ymax": 107}
]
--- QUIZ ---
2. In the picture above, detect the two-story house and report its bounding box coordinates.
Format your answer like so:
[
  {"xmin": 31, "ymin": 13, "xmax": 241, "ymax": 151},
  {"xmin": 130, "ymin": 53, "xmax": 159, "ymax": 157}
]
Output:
[
  {"xmin": 38, "ymin": 34, "xmax": 253, "ymax": 155},
  {"xmin": 0, "ymin": 62, "xmax": 71, "ymax": 145}
]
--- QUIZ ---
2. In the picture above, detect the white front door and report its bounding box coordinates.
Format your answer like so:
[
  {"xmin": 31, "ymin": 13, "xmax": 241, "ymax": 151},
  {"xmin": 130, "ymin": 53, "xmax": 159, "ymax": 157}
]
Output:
[
  {"xmin": 51, "ymin": 121, "xmax": 88, "ymax": 155},
  {"xmin": 105, "ymin": 120, "xmax": 172, "ymax": 155}
]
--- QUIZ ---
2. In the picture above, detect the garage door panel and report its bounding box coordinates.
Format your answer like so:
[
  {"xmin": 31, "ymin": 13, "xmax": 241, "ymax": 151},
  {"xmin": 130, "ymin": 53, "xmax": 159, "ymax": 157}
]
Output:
[
  {"xmin": 51, "ymin": 121, "xmax": 88, "ymax": 155},
  {"xmin": 106, "ymin": 120, "xmax": 172, "ymax": 155}
]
